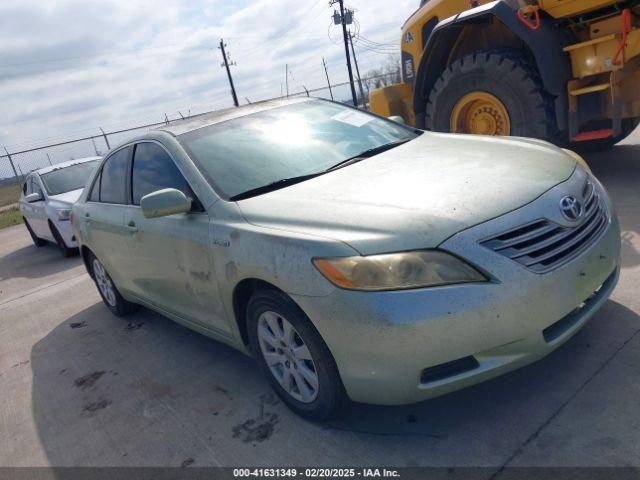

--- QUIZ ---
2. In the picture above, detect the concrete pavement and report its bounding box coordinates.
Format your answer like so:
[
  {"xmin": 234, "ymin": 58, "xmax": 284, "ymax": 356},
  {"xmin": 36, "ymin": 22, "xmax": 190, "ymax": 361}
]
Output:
[{"xmin": 0, "ymin": 131, "xmax": 639, "ymax": 468}]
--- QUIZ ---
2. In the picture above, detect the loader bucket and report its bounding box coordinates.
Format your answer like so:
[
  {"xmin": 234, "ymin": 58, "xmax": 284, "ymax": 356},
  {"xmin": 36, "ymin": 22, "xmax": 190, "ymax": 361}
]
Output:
[{"xmin": 369, "ymin": 83, "xmax": 415, "ymax": 126}]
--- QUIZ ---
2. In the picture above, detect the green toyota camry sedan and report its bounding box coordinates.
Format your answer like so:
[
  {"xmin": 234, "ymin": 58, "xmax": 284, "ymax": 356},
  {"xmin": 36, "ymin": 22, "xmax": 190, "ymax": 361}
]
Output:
[{"xmin": 72, "ymin": 98, "xmax": 620, "ymax": 420}]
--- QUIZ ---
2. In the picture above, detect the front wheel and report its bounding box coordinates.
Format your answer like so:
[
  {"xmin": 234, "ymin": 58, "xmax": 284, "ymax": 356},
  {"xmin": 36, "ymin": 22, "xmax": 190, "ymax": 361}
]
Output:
[
  {"xmin": 425, "ymin": 49, "xmax": 555, "ymax": 141},
  {"xmin": 23, "ymin": 218, "xmax": 47, "ymax": 247},
  {"xmin": 49, "ymin": 221, "xmax": 75, "ymax": 257},
  {"xmin": 247, "ymin": 290, "xmax": 346, "ymax": 421},
  {"xmin": 90, "ymin": 253, "xmax": 137, "ymax": 317}
]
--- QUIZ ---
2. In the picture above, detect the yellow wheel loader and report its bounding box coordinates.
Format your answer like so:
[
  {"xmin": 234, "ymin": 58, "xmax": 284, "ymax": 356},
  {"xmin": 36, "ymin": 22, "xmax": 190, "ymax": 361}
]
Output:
[{"xmin": 370, "ymin": 0, "xmax": 640, "ymax": 149}]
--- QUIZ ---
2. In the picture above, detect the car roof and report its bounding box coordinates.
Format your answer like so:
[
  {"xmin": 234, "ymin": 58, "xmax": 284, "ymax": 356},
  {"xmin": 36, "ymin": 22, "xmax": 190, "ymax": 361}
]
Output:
[
  {"xmin": 34, "ymin": 156, "xmax": 102, "ymax": 176},
  {"xmin": 155, "ymin": 97, "xmax": 316, "ymax": 137}
]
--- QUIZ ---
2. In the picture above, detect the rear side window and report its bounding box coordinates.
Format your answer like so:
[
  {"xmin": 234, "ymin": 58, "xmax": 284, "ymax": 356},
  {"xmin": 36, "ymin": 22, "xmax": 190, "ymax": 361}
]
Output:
[
  {"xmin": 88, "ymin": 171, "xmax": 101, "ymax": 202},
  {"xmin": 131, "ymin": 142, "xmax": 188, "ymax": 205},
  {"xmin": 99, "ymin": 147, "xmax": 129, "ymax": 204}
]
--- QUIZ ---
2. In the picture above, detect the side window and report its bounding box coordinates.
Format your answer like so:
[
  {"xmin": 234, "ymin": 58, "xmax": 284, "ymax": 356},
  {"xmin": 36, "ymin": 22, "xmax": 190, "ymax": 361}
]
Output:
[
  {"xmin": 100, "ymin": 147, "xmax": 129, "ymax": 204},
  {"xmin": 88, "ymin": 171, "xmax": 101, "ymax": 202},
  {"xmin": 32, "ymin": 178, "xmax": 43, "ymax": 197},
  {"xmin": 23, "ymin": 177, "xmax": 32, "ymax": 196},
  {"xmin": 131, "ymin": 142, "xmax": 188, "ymax": 205}
]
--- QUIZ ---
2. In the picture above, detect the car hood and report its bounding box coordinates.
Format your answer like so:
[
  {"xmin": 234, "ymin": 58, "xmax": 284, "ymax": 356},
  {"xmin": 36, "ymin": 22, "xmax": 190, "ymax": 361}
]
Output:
[
  {"xmin": 48, "ymin": 188, "xmax": 84, "ymax": 206},
  {"xmin": 237, "ymin": 132, "xmax": 577, "ymax": 255}
]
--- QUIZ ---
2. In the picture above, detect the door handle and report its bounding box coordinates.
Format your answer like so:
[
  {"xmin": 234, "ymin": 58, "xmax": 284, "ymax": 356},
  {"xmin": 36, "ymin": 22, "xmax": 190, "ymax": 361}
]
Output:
[
  {"xmin": 84, "ymin": 212, "xmax": 91, "ymax": 222},
  {"xmin": 126, "ymin": 221, "xmax": 138, "ymax": 233}
]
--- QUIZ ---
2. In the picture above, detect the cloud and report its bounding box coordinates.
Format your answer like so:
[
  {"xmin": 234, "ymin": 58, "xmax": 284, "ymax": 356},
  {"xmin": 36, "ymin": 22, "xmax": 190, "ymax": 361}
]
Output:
[{"xmin": 0, "ymin": 0, "xmax": 416, "ymax": 152}]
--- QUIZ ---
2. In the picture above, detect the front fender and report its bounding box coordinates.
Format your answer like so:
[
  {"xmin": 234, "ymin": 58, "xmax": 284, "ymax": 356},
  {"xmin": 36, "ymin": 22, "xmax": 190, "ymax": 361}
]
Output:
[{"xmin": 413, "ymin": 0, "xmax": 573, "ymax": 129}]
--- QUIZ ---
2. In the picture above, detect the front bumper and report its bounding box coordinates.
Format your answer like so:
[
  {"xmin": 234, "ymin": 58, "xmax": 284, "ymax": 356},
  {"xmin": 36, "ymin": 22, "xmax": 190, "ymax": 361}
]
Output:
[
  {"xmin": 53, "ymin": 219, "xmax": 78, "ymax": 247},
  {"xmin": 292, "ymin": 173, "xmax": 621, "ymax": 405}
]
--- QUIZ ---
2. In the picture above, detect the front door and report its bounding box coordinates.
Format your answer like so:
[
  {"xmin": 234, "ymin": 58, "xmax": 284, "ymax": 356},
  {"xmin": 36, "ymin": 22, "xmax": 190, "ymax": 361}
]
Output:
[
  {"xmin": 25, "ymin": 177, "xmax": 50, "ymax": 239},
  {"xmin": 123, "ymin": 141, "xmax": 228, "ymax": 335}
]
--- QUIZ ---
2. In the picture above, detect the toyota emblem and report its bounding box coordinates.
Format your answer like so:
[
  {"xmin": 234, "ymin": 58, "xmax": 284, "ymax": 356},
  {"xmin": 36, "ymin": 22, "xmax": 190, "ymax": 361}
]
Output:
[{"xmin": 559, "ymin": 195, "xmax": 583, "ymax": 222}]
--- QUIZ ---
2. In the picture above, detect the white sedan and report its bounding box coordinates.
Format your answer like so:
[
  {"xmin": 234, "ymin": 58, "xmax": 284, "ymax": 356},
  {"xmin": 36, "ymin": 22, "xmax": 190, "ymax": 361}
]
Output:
[{"xmin": 19, "ymin": 157, "xmax": 100, "ymax": 256}]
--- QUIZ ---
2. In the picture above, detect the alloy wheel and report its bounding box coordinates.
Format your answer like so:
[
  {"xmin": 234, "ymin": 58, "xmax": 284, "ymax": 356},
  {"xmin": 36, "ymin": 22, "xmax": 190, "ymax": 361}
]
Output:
[
  {"xmin": 93, "ymin": 258, "xmax": 117, "ymax": 307},
  {"xmin": 257, "ymin": 311, "xmax": 319, "ymax": 403}
]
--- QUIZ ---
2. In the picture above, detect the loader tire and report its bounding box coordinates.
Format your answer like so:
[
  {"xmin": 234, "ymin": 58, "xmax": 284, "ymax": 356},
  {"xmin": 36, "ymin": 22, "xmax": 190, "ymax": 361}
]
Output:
[{"xmin": 425, "ymin": 49, "xmax": 555, "ymax": 141}]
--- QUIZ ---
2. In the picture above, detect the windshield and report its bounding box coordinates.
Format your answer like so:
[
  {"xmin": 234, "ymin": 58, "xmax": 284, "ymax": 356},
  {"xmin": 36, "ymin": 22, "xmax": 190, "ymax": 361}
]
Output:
[
  {"xmin": 40, "ymin": 161, "xmax": 100, "ymax": 196},
  {"xmin": 178, "ymin": 100, "xmax": 418, "ymax": 199}
]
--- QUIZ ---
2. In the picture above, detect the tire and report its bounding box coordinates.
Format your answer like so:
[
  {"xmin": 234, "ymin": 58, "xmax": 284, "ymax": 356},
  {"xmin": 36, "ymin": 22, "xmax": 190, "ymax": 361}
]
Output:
[
  {"xmin": 89, "ymin": 252, "xmax": 137, "ymax": 317},
  {"xmin": 23, "ymin": 218, "xmax": 47, "ymax": 247},
  {"xmin": 49, "ymin": 221, "xmax": 75, "ymax": 257},
  {"xmin": 247, "ymin": 289, "xmax": 346, "ymax": 421},
  {"xmin": 425, "ymin": 49, "xmax": 555, "ymax": 141}
]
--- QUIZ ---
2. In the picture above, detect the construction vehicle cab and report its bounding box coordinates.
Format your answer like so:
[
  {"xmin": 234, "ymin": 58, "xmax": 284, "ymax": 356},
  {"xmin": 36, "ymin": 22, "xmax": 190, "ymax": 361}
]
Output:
[{"xmin": 370, "ymin": 0, "xmax": 640, "ymax": 148}]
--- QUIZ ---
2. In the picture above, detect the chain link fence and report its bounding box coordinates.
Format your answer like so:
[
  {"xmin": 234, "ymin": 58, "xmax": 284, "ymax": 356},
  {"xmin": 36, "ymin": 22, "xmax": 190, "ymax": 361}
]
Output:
[{"xmin": 0, "ymin": 73, "xmax": 396, "ymax": 207}]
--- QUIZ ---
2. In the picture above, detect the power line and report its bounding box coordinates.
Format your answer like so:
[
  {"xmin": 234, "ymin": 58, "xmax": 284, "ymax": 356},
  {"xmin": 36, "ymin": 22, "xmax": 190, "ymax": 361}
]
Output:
[
  {"xmin": 353, "ymin": 41, "xmax": 400, "ymax": 55},
  {"xmin": 357, "ymin": 34, "xmax": 397, "ymax": 47}
]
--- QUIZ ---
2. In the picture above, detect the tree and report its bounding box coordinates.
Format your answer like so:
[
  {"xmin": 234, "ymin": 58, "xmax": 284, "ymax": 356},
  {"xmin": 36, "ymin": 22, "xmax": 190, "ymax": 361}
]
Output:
[{"xmin": 362, "ymin": 55, "xmax": 401, "ymax": 91}]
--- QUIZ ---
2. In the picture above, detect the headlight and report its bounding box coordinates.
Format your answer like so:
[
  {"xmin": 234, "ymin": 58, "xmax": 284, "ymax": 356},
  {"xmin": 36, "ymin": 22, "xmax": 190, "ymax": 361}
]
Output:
[
  {"xmin": 562, "ymin": 149, "xmax": 592, "ymax": 173},
  {"xmin": 313, "ymin": 250, "xmax": 487, "ymax": 291},
  {"xmin": 56, "ymin": 209, "xmax": 72, "ymax": 221}
]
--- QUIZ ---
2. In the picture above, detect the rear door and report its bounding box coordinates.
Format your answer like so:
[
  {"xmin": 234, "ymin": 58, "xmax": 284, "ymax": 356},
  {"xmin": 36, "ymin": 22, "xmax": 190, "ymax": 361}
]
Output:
[
  {"xmin": 123, "ymin": 141, "xmax": 227, "ymax": 334},
  {"xmin": 81, "ymin": 146, "xmax": 133, "ymax": 292}
]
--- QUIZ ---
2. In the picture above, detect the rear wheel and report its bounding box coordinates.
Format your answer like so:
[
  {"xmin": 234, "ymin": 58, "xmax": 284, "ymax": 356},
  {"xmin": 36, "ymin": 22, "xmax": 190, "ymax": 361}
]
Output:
[
  {"xmin": 23, "ymin": 218, "xmax": 47, "ymax": 247},
  {"xmin": 247, "ymin": 290, "xmax": 346, "ymax": 420},
  {"xmin": 425, "ymin": 49, "xmax": 555, "ymax": 141},
  {"xmin": 90, "ymin": 253, "xmax": 137, "ymax": 317}
]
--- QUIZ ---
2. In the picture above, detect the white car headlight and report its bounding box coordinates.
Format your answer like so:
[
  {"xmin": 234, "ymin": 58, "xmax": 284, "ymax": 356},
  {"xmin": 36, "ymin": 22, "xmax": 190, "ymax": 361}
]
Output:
[
  {"xmin": 56, "ymin": 209, "xmax": 72, "ymax": 221},
  {"xmin": 313, "ymin": 250, "xmax": 487, "ymax": 291}
]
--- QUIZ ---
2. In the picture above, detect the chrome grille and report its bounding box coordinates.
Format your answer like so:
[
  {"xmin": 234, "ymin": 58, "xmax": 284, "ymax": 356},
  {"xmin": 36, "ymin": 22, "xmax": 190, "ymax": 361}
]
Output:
[{"xmin": 480, "ymin": 179, "xmax": 608, "ymax": 273}]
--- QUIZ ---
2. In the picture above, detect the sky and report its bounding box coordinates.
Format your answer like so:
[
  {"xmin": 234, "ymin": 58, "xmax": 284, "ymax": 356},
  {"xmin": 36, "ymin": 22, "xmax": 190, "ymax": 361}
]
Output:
[{"xmin": 0, "ymin": 0, "xmax": 417, "ymax": 155}]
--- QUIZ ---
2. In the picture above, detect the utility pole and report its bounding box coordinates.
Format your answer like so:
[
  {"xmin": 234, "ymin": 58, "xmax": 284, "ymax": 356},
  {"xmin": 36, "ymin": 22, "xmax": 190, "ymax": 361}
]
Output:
[
  {"xmin": 348, "ymin": 31, "xmax": 366, "ymax": 108},
  {"xmin": 322, "ymin": 57, "xmax": 334, "ymax": 100},
  {"xmin": 285, "ymin": 64, "xmax": 289, "ymax": 98},
  {"xmin": 331, "ymin": 0, "xmax": 358, "ymax": 107},
  {"xmin": 219, "ymin": 38, "xmax": 239, "ymax": 107}
]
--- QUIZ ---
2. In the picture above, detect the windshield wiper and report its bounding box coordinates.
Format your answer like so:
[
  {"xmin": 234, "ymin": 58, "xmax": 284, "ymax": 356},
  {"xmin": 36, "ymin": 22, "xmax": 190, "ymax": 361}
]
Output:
[
  {"xmin": 229, "ymin": 172, "xmax": 323, "ymax": 201},
  {"xmin": 229, "ymin": 139, "xmax": 411, "ymax": 201},
  {"xmin": 324, "ymin": 139, "xmax": 411, "ymax": 172}
]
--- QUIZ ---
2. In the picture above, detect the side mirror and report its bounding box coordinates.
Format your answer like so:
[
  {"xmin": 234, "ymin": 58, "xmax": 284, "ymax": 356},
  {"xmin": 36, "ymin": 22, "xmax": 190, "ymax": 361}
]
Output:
[
  {"xmin": 140, "ymin": 188, "xmax": 191, "ymax": 219},
  {"xmin": 387, "ymin": 115, "xmax": 406, "ymax": 125},
  {"xmin": 25, "ymin": 192, "xmax": 43, "ymax": 203}
]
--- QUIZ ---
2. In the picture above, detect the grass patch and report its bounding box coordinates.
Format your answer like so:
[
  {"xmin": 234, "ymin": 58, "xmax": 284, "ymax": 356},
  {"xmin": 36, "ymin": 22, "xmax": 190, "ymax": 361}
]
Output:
[
  {"xmin": 0, "ymin": 183, "xmax": 21, "ymax": 207},
  {"xmin": 0, "ymin": 207, "xmax": 22, "ymax": 230}
]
